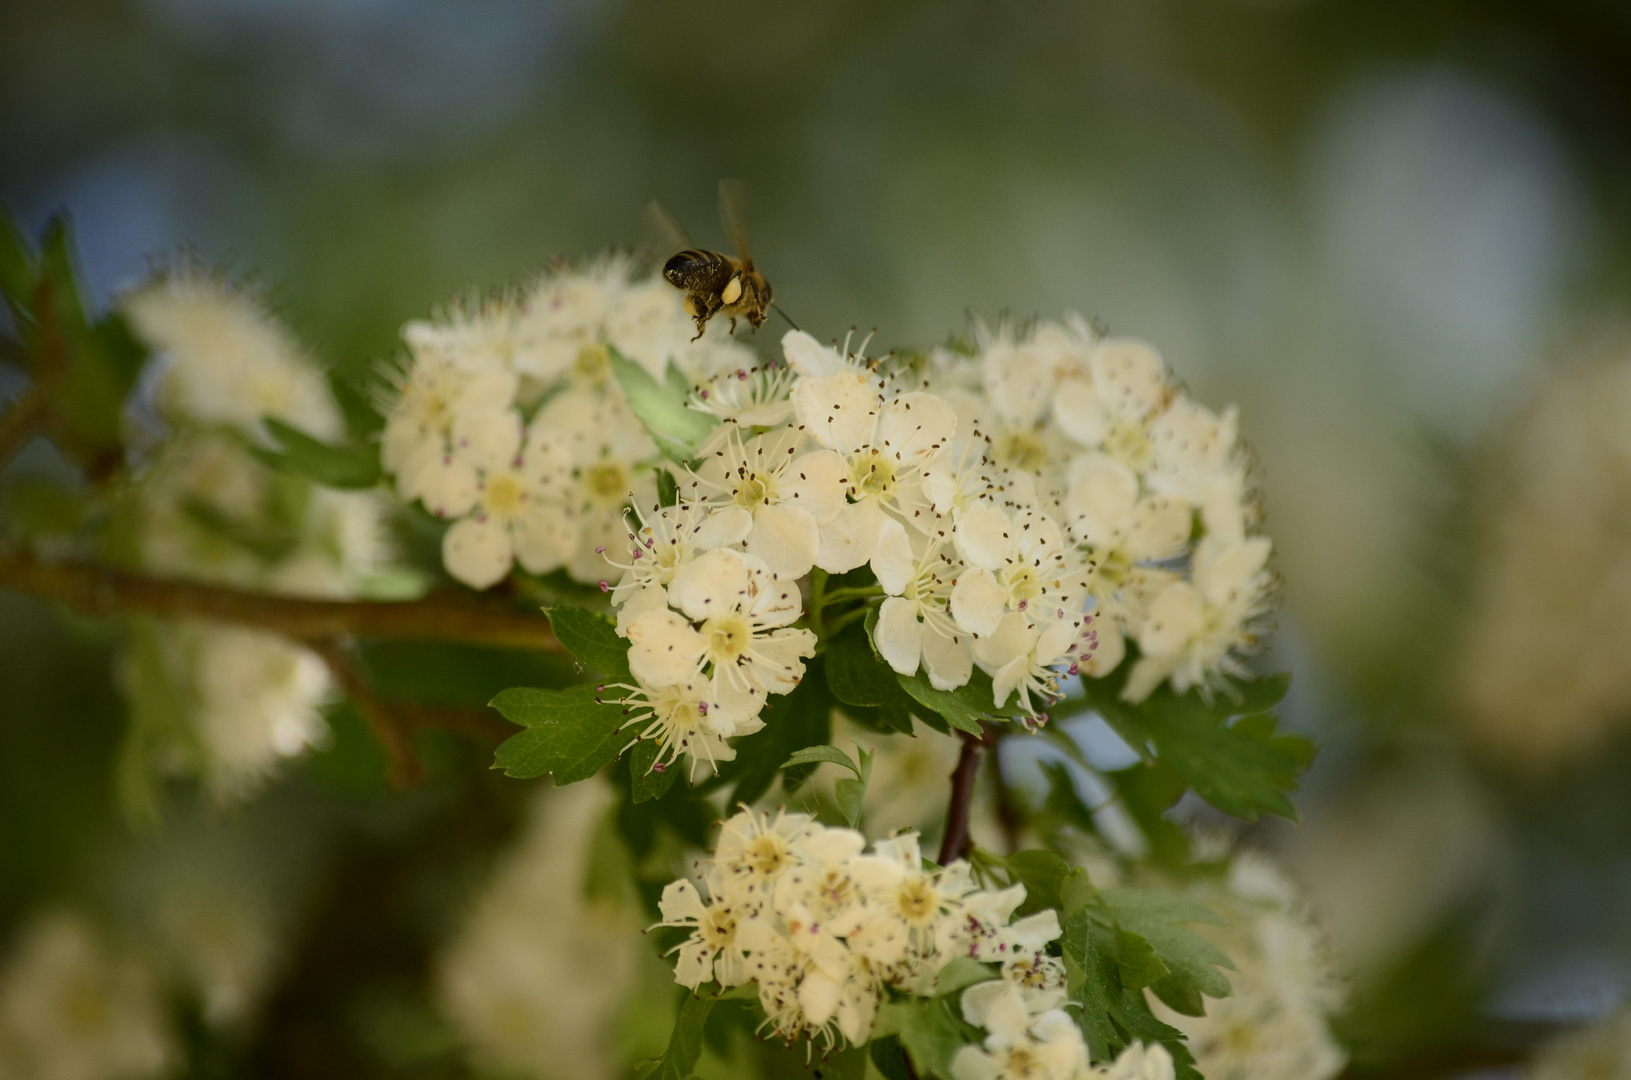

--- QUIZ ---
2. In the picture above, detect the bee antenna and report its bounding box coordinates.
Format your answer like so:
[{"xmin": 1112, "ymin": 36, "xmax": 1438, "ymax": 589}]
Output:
[{"xmin": 771, "ymin": 302, "xmax": 801, "ymax": 333}]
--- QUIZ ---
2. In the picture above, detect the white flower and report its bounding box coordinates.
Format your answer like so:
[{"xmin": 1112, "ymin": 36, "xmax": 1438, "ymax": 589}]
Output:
[
  {"xmin": 1124, "ymin": 535, "xmax": 1273, "ymax": 703},
  {"xmin": 622, "ymin": 548, "xmax": 816, "ymax": 721},
  {"xmin": 1052, "ymin": 339, "xmax": 1174, "ymax": 470},
  {"xmin": 123, "ymin": 269, "xmax": 343, "ymax": 443},
  {"xmin": 690, "ymin": 423, "xmax": 846, "ymax": 579},
  {"xmin": 713, "ymin": 808, "xmax": 821, "ymax": 909},
  {"xmin": 0, "ymin": 910, "xmax": 176, "ymax": 1080},
  {"xmin": 605, "ymin": 501, "xmax": 752, "ymax": 605},
  {"xmin": 1150, "ymin": 853, "xmax": 1346, "ymax": 1080},
  {"xmin": 950, "ymin": 506, "xmax": 1085, "ymax": 638},
  {"xmin": 952, "ymin": 978, "xmax": 1088, "ymax": 1080},
  {"xmin": 787, "ymin": 348, "xmax": 958, "ymax": 572},
  {"xmin": 436, "ymin": 779, "xmax": 641, "ymax": 1080},
  {"xmin": 403, "ymin": 294, "xmax": 548, "ymax": 374},
  {"xmin": 435, "ymin": 411, "xmax": 579, "ymax": 589},
  {"xmin": 871, "ymin": 522, "xmax": 975, "ymax": 690},
  {"xmin": 532, "ymin": 387, "xmax": 661, "ymax": 582},
  {"xmin": 1091, "ymin": 1042, "xmax": 1177, "ymax": 1080},
  {"xmin": 692, "ymin": 361, "xmax": 798, "ymax": 432},
  {"xmin": 186, "ymin": 624, "xmax": 333, "ymax": 799},
  {"xmin": 937, "ymin": 882, "xmax": 1062, "ymax": 963},
  {"xmin": 380, "ymin": 354, "xmax": 519, "ymax": 508},
  {"xmin": 656, "ymin": 878, "xmax": 752, "ymax": 990},
  {"xmin": 659, "ymin": 811, "xmax": 1061, "ymax": 1051},
  {"xmin": 612, "ymin": 675, "xmax": 762, "ymax": 775}
]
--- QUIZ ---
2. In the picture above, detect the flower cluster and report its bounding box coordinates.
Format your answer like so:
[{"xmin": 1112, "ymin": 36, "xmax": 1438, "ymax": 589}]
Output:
[
  {"xmin": 1151, "ymin": 854, "xmax": 1347, "ymax": 1080},
  {"xmin": 592, "ymin": 319, "xmax": 1268, "ymax": 774},
  {"xmin": 954, "ymin": 966, "xmax": 1176, "ymax": 1080},
  {"xmin": 377, "ymin": 258, "xmax": 757, "ymax": 588},
  {"xmin": 118, "ymin": 272, "xmax": 392, "ymax": 800},
  {"xmin": 657, "ymin": 809, "xmax": 1060, "ymax": 1048},
  {"xmin": 934, "ymin": 319, "xmax": 1270, "ymax": 702}
]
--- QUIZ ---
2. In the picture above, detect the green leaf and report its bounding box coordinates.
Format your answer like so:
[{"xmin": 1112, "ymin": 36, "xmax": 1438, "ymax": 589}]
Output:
[
  {"xmin": 1108, "ymin": 763, "xmax": 1192, "ymax": 867},
  {"xmin": 0, "ymin": 211, "xmax": 35, "ymax": 327},
  {"xmin": 895, "ymin": 671, "xmax": 989, "ymax": 736},
  {"xmin": 714, "ymin": 665, "xmax": 831, "ymax": 804},
  {"xmin": 1061, "ymin": 897, "xmax": 1123, "ymax": 1061},
  {"xmin": 1083, "ymin": 668, "xmax": 1310, "ymax": 822},
  {"xmin": 631, "ymin": 739, "xmax": 679, "ymax": 803},
  {"xmin": 547, "ymin": 605, "xmax": 632, "ymax": 681},
  {"xmin": 933, "ymin": 957, "xmax": 998, "ymax": 998},
  {"xmin": 870, "ymin": 1036, "xmax": 913, "ymax": 1080},
  {"xmin": 254, "ymin": 418, "xmax": 382, "ymax": 489},
  {"xmin": 490, "ymin": 685, "xmax": 628, "ymax": 784},
  {"xmin": 1114, "ymin": 929, "xmax": 1170, "ymax": 991},
  {"xmin": 890, "ymin": 997, "xmax": 973, "ymax": 1080},
  {"xmin": 609, "ymin": 347, "xmax": 718, "ymax": 463},
  {"xmin": 656, "ymin": 467, "xmax": 679, "ymax": 507},
  {"xmin": 648, "ymin": 992, "xmax": 715, "ymax": 1080},
  {"xmin": 783, "ymin": 744, "xmax": 861, "ymax": 776},
  {"xmin": 1005, "ymin": 849, "xmax": 1070, "ymax": 916},
  {"xmin": 834, "ymin": 776, "xmax": 866, "ymax": 829},
  {"xmin": 1102, "ymin": 887, "xmax": 1232, "ymax": 1016}
]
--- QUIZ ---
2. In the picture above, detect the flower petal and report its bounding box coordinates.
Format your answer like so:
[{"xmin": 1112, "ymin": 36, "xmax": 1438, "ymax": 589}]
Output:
[
  {"xmin": 875, "ymin": 596, "xmax": 924, "ymax": 677},
  {"xmin": 441, "ymin": 516, "xmax": 514, "ymax": 589},
  {"xmin": 745, "ymin": 503, "xmax": 819, "ymax": 579},
  {"xmin": 871, "ymin": 518, "xmax": 915, "ymax": 595}
]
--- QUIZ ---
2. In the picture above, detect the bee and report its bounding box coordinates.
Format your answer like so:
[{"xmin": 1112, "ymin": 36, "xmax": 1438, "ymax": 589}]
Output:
[{"xmin": 657, "ymin": 181, "xmax": 774, "ymax": 340}]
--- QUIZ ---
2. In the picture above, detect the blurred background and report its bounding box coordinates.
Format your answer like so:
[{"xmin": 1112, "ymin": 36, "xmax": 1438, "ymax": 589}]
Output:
[{"xmin": 5, "ymin": 0, "xmax": 1631, "ymax": 1076}]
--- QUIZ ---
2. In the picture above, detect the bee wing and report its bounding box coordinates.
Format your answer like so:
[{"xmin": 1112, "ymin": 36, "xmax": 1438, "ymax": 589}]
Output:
[
  {"xmin": 718, "ymin": 179, "xmax": 755, "ymax": 268},
  {"xmin": 647, "ymin": 200, "xmax": 692, "ymax": 253}
]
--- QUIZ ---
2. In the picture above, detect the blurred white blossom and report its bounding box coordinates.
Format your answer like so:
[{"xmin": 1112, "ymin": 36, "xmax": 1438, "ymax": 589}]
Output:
[
  {"xmin": 0, "ymin": 911, "xmax": 176, "ymax": 1080},
  {"xmin": 437, "ymin": 779, "xmax": 642, "ymax": 1080}
]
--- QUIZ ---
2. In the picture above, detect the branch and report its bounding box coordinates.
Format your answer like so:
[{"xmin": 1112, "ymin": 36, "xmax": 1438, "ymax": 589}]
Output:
[
  {"xmin": 309, "ymin": 638, "xmax": 425, "ymax": 789},
  {"xmin": 939, "ymin": 728, "xmax": 989, "ymax": 865},
  {"xmin": 0, "ymin": 551, "xmax": 565, "ymax": 652}
]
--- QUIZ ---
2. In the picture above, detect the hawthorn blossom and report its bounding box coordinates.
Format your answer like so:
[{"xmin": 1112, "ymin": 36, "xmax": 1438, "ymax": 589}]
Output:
[
  {"xmin": 1123, "ymin": 535, "xmax": 1274, "ymax": 703},
  {"xmin": 689, "ymin": 423, "xmax": 845, "ymax": 578},
  {"xmin": 622, "ymin": 548, "xmax": 816, "ymax": 721},
  {"xmin": 435, "ymin": 410, "xmax": 579, "ymax": 589},
  {"xmin": 870, "ymin": 522, "xmax": 975, "ymax": 690}
]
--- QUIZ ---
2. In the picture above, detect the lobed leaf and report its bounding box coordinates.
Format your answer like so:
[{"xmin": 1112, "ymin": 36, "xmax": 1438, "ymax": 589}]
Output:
[
  {"xmin": 646, "ymin": 992, "xmax": 715, "ymax": 1080},
  {"xmin": 490, "ymin": 685, "xmax": 627, "ymax": 784},
  {"xmin": 1101, "ymin": 887, "xmax": 1232, "ymax": 1016},
  {"xmin": 546, "ymin": 605, "xmax": 632, "ymax": 681}
]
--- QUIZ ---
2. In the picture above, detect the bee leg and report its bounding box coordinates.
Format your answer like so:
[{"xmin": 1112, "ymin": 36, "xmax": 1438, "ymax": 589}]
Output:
[{"xmin": 728, "ymin": 316, "xmax": 739, "ymax": 334}]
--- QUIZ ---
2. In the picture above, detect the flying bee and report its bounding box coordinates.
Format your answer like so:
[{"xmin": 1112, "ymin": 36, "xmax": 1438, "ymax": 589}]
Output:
[{"xmin": 656, "ymin": 181, "xmax": 774, "ymax": 340}]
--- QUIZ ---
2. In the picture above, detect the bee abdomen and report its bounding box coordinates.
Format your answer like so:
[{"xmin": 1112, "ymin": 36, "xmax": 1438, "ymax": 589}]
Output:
[{"xmin": 664, "ymin": 249, "xmax": 732, "ymax": 291}]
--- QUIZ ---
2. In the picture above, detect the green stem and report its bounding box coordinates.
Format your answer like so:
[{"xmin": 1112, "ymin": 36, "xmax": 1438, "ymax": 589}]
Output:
[{"xmin": 824, "ymin": 606, "xmax": 871, "ymax": 636}]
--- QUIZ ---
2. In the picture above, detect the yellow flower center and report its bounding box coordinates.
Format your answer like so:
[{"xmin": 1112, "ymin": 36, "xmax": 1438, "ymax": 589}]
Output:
[
  {"xmin": 574, "ymin": 342, "xmax": 610, "ymax": 384},
  {"xmin": 583, "ymin": 461, "xmax": 628, "ymax": 503},
  {"xmin": 896, "ymin": 878, "xmax": 939, "ymax": 925},
  {"xmin": 483, "ymin": 472, "xmax": 527, "ymax": 517},
  {"xmin": 993, "ymin": 429, "xmax": 1049, "ymax": 472},
  {"xmin": 701, "ymin": 612, "xmax": 753, "ymax": 665},
  {"xmin": 852, "ymin": 453, "xmax": 895, "ymax": 500},
  {"xmin": 745, "ymin": 833, "xmax": 790, "ymax": 877},
  {"xmin": 1003, "ymin": 564, "xmax": 1043, "ymax": 604},
  {"xmin": 734, "ymin": 471, "xmax": 773, "ymax": 508},
  {"xmin": 1104, "ymin": 417, "xmax": 1154, "ymax": 471}
]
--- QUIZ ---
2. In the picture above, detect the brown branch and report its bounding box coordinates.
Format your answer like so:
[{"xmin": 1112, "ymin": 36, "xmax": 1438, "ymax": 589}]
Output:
[
  {"xmin": 939, "ymin": 728, "xmax": 987, "ymax": 865},
  {"xmin": 309, "ymin": 638, "xmax": 425, "ymax": 790},
  {"xmin": 0, "ymin": 551, "xmax": 565, "ymax": 652}
]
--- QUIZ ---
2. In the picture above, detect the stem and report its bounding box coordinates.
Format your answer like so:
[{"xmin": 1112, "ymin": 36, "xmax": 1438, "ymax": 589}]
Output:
[
  {"xmin": 0, "ymin": 552, "xmax": 565, "ymax": 652},
  {"xmin": 820, "ymin": 585, "xmax": 884, "ymax": 604},
  {"xmin": 938, "ymin": 728, "xmax": 987, "ymax": 865},
  {"xmin": 309, "ymin": 639, "xmax": 425, "ymax": 789}
]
